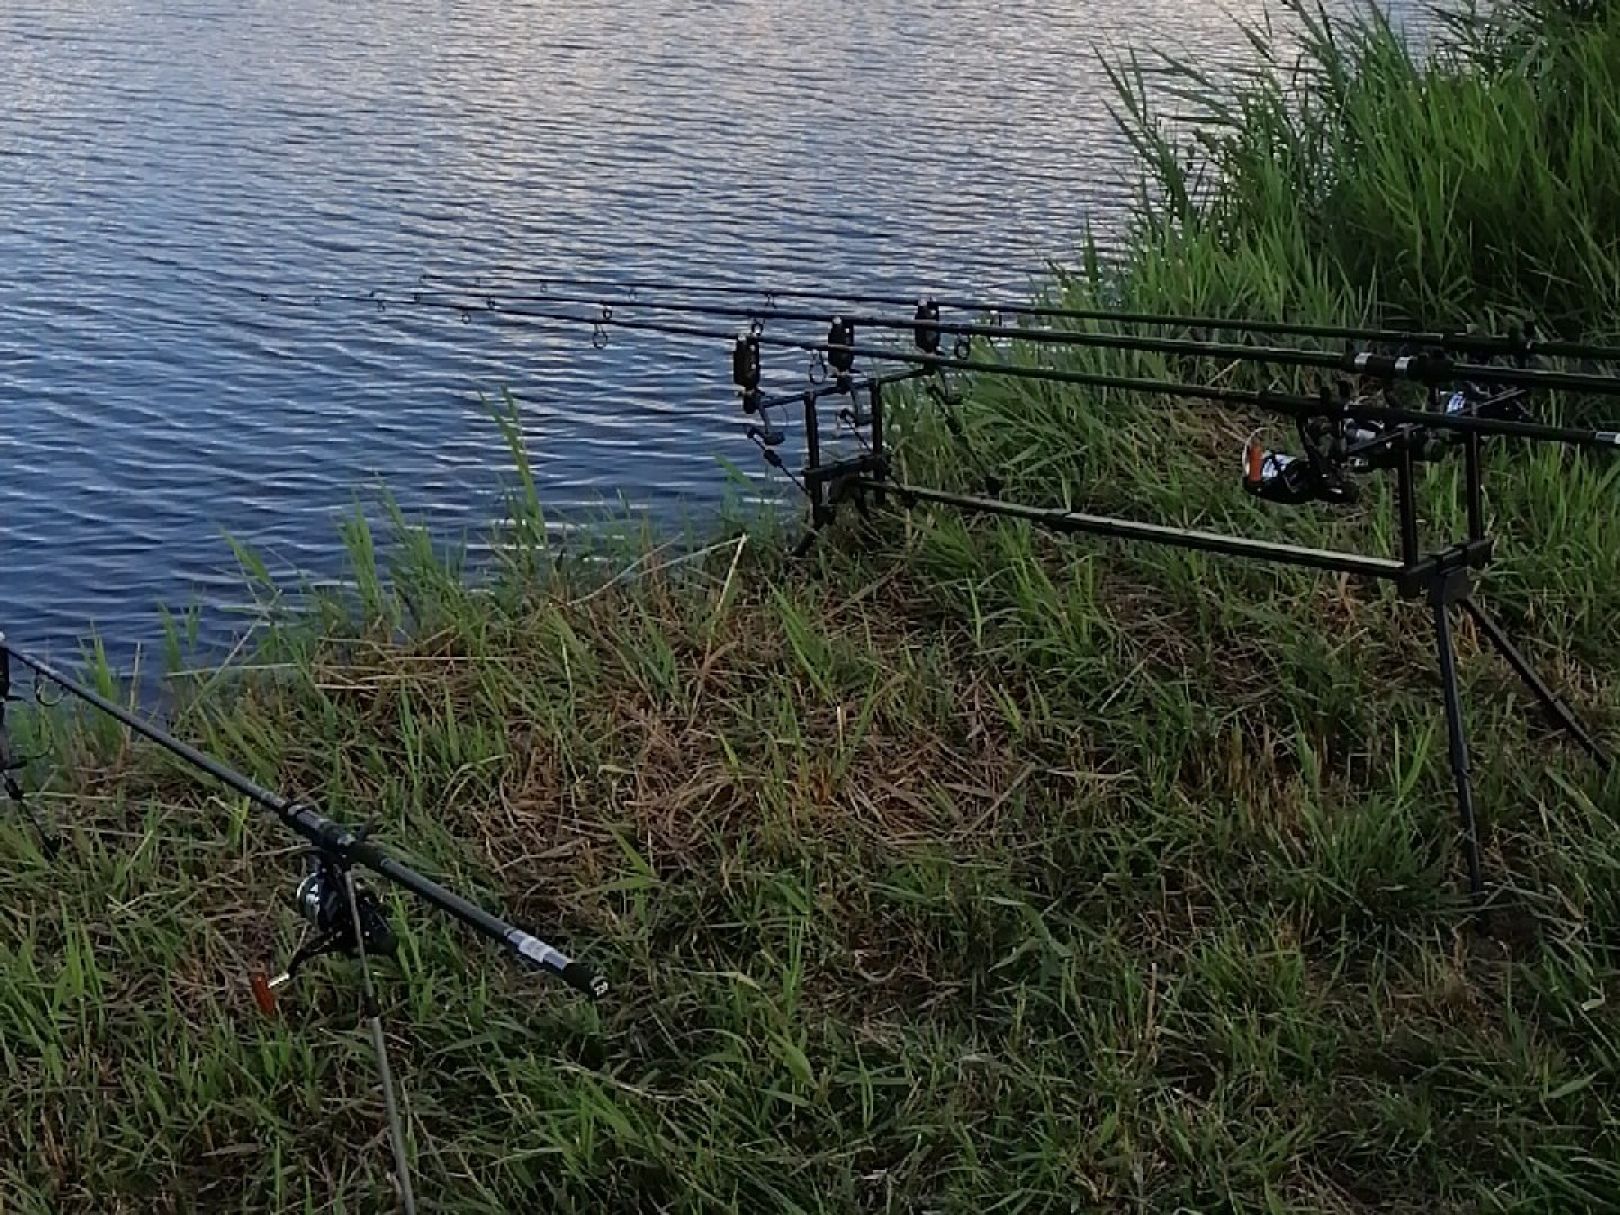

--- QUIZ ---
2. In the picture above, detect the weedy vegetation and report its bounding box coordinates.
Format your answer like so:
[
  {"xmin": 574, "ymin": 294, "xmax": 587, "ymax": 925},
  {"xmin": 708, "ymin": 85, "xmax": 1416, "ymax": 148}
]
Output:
[{"xmin": 3, "ymin": 1, "xmax": 1619, "ymax": 1211}]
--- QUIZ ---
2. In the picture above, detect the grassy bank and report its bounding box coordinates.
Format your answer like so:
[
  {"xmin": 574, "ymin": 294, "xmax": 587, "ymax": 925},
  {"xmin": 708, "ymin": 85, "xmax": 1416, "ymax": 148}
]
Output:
[{"xmin": 4, "ymin": 2, "xmax": 1620, "ymax": 1211}]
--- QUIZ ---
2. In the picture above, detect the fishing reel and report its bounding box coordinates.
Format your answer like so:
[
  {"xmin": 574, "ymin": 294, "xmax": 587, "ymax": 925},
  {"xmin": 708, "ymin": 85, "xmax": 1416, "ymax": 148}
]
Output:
[
  {"xmin": 251, "ymin": 847, "xmax": 398, "ymax": 1015},
  {"xmin": 1326, "ymin": 378, "xmax": 1421, "ymax": 471},
  {"xmin": 1244, "ymin": 413, "xmax": 1359, "ymax": 506},
  {"xmin": 1341, "ymin": 382, "xmax": 1533, "ymax": 471},
  {"xmin": 249, "ymin": 842, "xmax": 417, "ymax": 1208},
  {"xmin": 1444, "ymin": 383, "xmax": 1532, "ymax": 425}
]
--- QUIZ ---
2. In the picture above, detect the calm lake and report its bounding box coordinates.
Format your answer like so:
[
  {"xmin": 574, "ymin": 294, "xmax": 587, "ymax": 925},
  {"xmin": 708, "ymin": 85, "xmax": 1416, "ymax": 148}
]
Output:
[{"xmin": 1, "ymin": 0, "xmax": 1416, "ymax": 659}]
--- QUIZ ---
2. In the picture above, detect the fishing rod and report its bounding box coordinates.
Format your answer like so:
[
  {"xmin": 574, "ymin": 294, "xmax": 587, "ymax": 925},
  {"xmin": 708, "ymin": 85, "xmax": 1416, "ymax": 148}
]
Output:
[
  {"xmin": 344, "ymin": 291, "xmax": 1620, "ymax": 446},
  {"xmin": 353, "ymin": 287, "xmax": 1620, "ymax": 395},
  {"xmin": 0, "ymin": 633, "xmax": 606, "ymax": 1214},
  {"xmin": 317, "ymin": 285, "xmax": 1595, "ymax": 506},
  {"xmin": 0, "ymin": 637, "xmax": 605, "ymax": 995},
  {"xmin": 490, "ymin": 296, "xmax": 1620, "ymax": 398},
  {"xmin": 374, "ymin": 287, "xmax": 1620, "ymax": 373},
  {"xmin": 258, "ymin": 284, "xmax": 1620, "ymax": 433},
  {"xmin": 415, "ymin": 270, "xmax": 1620, "ymax": 362}
]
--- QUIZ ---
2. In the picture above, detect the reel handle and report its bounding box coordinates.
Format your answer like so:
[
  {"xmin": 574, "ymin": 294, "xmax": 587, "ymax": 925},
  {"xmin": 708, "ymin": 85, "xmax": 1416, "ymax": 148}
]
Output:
[
  {"xmin": 250, "ymin": 971, "xmax": 289, "ymax": 1017},
  {"xmin": 1243, "ymin": 441, "xmax": 1358, "ymax": 506}
]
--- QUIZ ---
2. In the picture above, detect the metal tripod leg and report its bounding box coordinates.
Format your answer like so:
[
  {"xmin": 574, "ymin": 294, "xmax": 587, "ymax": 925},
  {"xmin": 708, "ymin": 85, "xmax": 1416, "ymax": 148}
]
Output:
[
  {"xmin": 342, "ymin": 870, "xmax": 417, "ymax": 1215},
  {"xmin": 791, "ymin": 517, "xmax": 827, "ymax": 559},
  {"xmin": 1432, "ymin": 593, "xmax": 1486, "ymax": 898},
  {"xmin": 1458, "ymin": 596, "xmax": 1613, "ymax": 772},
  {"xmin": 792, "ymin": 387, "xmax": 832, "ymax": 559}
]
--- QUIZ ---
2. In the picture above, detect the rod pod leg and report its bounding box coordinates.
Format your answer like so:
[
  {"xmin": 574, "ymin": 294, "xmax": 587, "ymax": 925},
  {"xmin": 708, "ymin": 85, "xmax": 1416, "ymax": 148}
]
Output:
[
  {"xmin": 1459, "ymin": 596, "xmax": 1613, "ymax": 773},
  {"xmin": 791, "ymin": 518, "xmax": 828, "ymax": 559},
  {"xmin": 342, "ymin": 869, "xmax": 417, "ymax": 1215},
  {"xmin": 1432, "ymin": 591, "xmax": 1486, "ymax": 899},
  {"xmin": 792, "ymin": 389, "xmax": 831, "ymax": 559}
]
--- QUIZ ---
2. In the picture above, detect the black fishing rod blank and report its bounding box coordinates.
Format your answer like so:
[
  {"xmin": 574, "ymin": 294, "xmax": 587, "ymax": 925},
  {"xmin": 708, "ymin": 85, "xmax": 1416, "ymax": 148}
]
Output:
[
  {"xmin": 413, "ymin": 270, "xmax": 1620, "ymax": 362},
  {"xmin": 395, "ymin": 286, "xmax": 1620, "ymax": 371},
  {"xmin": 350, "ymin": 291, "xmax": 1620, "ymax": 424},
  {"xmin": 260, "ymin": 287, "xmax": 1620, "ymax": 434},
  {"xmin": 0, "ymin": 633, "xmax": 606, "ymax": 1000}
]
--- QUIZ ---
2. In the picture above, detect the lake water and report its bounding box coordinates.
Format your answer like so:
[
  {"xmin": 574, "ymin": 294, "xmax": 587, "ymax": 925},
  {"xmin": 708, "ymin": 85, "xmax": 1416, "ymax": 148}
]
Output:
[{"xmin": 1, "ymin": 0, "xmax": 1416, "ymax": 660}]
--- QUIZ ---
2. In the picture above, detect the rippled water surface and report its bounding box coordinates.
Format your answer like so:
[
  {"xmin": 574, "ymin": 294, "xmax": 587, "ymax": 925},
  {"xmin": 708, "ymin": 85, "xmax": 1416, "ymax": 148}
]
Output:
[{"xmin": 1, "ymin": 0, "xmax": 1413, "ymax": 656}]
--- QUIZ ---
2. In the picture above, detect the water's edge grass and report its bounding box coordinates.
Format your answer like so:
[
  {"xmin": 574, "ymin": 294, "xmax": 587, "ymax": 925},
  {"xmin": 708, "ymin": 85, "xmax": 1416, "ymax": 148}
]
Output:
[{"xmin": 4, "ymin": 2, "xmax": 1620, "ymax": 1211}]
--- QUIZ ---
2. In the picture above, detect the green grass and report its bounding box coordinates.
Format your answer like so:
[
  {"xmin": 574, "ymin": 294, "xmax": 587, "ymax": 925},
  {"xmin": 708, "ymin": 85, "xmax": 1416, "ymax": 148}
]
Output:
[{"xmin": 5, "ymin": 2, "xmax": 1620, "ymax": 1212}]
